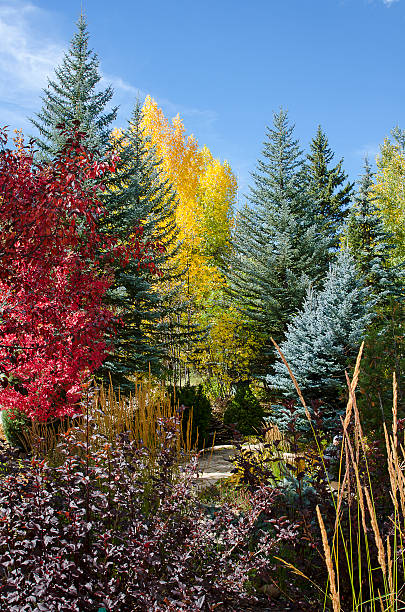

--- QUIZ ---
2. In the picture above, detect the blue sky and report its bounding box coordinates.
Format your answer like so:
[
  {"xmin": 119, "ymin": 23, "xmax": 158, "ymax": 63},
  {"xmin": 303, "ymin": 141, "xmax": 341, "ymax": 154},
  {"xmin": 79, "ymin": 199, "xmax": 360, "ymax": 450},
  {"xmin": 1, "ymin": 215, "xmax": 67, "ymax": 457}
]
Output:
[{"xmin": 0, "ymin": 0, "xmax": 404, "ymax": 199}]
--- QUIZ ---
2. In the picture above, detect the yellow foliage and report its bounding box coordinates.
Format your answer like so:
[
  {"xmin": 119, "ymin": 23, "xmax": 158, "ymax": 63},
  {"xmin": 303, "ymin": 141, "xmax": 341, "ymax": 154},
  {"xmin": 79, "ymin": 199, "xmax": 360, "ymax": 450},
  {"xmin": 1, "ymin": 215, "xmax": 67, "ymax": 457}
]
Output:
[
  {"xmin": 197, "ymin": 146, "xmax": 236, "ymax": 259},
  {"xmin": 373, "ymin": 138, "xmax": 405, "ymax": 260},
  {"xmin": 191, "ymin": 304, "xmax": 265, "ymax": 395},
  {"xmin": 140, "ymin": 97, "xmax": 257, "ymax": 390},
  {"xmin": 141, "ymin": 96, "xmax": 236, "ymax": 304}
]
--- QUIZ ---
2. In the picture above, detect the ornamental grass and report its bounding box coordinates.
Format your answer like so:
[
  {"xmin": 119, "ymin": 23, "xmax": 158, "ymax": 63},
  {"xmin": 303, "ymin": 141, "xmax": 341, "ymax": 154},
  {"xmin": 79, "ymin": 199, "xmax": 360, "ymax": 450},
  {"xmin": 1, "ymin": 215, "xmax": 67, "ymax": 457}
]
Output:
[{"xmin": 272, "ymin": 339, "xmax": 405, "ymax": 611}]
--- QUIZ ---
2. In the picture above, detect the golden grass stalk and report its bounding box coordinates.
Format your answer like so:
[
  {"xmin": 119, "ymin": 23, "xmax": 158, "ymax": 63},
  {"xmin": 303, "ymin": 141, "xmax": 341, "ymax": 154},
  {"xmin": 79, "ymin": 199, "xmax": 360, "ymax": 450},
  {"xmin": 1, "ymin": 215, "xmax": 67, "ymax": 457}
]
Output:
[
  {"xmin": 378, "ymin": 590, "xmax": 385, "ymax": 612},
  {"xmin": 342, "ymin": 428, "xmax": 368, "ymax": 534},
  {"xmin": 21, "ymin": 375, "xmax": 194, "ymax": 465},
  {"xmin": 386, "ymin": 535, "xmax": 394, "ymax": 609},
  {"xmin": 316, "ymin": 505, "xmax": 340, "ymax": 612},
  {"xmin": 393, "ymin": 372, "xmax": 398, "ymax": 451},
  {"xmin": 277, "ymin": 341, "xmax": 404, "ymax": 609},
  {"xmin": 343, "ymin": 341, "xmax": 364, "ymax": 431},
  {"xmin": 270, "ymin": 337, "xmax": 311, "ymax": 422},
  {"xmin": 20, "ymin": 417, "xmax": 72, "ymax": 459},
  {"xmin": 334, "ymin": 457, "xmax": 349, "ymax": 534},
  {"xmin": 364, "ymin": 486, "xmax": 387, "ymax": 579}
]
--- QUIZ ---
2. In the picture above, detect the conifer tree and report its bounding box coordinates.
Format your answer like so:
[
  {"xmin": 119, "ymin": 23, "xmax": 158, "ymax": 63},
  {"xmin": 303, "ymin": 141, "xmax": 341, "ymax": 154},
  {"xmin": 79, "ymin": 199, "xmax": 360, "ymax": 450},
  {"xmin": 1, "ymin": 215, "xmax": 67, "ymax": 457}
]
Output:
[
  {"xmin": 224, "ymin": 110, "xmax": 330, "ymax": 352},
  {"xmin": 303, "ymin": 125, "xmax": 354, "ymax": 244},
  {"xmin": 29, "ymin": 18, "xmax": 185, "ymax": 389},
  {"xmin": 30, "ymin": 14, "xmax": 117, "ymax": 158},
  {"xmin": 98, "ymin": 105, "xmax": 184, "ymax": 391},
  {"xmin": 345, "ymin": 160, "xmax": 404, "ymax": 428},
  {"xmin": 267, "ymin": 251, "xmax": 373, "ymax": 431},
  {"xmin": 346, "ymin": 159, "xmax": 402, "ymax": 303}
]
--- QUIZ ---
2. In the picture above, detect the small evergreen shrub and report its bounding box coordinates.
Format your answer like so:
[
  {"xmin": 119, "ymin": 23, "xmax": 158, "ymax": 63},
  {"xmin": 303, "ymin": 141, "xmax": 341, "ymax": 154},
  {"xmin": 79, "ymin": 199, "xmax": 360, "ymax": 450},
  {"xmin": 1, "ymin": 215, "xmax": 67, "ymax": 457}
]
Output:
[
  {"xmin": 169, "ymin": 384, "xmax": 212, "ymax": 447},
  {"xmin": 223, "ymin": 382, "xmax": 264, "ymax": 436}
]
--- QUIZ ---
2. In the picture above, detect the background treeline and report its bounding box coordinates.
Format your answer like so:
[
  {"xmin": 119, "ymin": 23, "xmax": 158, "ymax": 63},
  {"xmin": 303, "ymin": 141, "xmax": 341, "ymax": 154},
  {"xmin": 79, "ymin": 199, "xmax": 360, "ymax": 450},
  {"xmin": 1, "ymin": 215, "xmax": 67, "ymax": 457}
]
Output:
[{"xmin": 3, "ymin": 15, "xmax": 403, "ymax": 436}]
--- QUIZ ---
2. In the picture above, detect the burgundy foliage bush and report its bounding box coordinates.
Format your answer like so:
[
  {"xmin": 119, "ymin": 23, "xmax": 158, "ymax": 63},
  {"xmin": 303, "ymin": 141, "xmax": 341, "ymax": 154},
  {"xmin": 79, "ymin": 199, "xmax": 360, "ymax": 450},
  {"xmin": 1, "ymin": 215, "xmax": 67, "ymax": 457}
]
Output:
[{"xmin": 0, "ymin": 417, "xmax": 296, "ymax": 611}]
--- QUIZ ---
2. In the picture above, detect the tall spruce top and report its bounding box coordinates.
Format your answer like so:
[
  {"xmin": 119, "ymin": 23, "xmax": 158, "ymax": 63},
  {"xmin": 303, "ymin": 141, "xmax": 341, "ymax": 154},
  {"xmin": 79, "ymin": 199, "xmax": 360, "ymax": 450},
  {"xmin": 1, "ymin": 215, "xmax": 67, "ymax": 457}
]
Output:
[
  {"xmin": 249, "ymin": 108, "xmax": 304, "ymax": 215},
  {"xmin": 303, "ymin": 125, "xmax": 354, "ymax": 242},
  {"xmin": 223, "ymin": 109, "xmax": 331, "ymax": 357},
  {"xmin": 30, "ymin": 15, "xmax": 117, "ymax": 158}
]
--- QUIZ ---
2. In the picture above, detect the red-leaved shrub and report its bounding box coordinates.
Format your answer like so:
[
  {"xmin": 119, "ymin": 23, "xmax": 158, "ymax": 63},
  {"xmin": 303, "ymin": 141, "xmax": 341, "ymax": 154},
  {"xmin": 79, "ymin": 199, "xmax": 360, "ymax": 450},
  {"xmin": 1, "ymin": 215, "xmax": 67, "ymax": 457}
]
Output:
[{"xmin": 0, "ymin": 126, "xmax": 154, "ymax": 421}]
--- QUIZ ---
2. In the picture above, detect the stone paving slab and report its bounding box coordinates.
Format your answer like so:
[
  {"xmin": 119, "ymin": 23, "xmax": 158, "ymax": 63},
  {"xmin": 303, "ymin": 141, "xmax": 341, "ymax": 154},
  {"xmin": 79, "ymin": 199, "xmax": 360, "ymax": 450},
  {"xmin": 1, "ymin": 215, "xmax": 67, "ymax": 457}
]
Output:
[
  {"xmin": 196, "ymin": 444, "xmax": 236, "ymax": 487},
  {"xmin": 195, "ymin": 443, "xmax": 300, "ymax": 488}
]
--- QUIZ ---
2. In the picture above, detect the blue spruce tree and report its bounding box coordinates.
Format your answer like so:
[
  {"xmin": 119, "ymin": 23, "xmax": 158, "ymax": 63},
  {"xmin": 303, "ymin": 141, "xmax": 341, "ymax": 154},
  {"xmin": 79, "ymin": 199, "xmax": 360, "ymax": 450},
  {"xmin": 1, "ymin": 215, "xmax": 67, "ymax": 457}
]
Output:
[{"xmin": 267, "ymin": 251, "xmax": 373, "ymax": 432}]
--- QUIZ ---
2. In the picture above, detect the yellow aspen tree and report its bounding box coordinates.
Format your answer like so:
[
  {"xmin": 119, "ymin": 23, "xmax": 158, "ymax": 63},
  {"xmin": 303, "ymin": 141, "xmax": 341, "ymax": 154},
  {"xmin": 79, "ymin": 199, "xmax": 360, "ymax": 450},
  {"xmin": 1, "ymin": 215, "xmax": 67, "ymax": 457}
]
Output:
[
  {"xmin": 141, "ymin": 95, "xmax": 236, "ymax": 303},
  {"xmin": 190, "ymin": 302, "xmax": 266, "ymax": 398},
  {"xmin": 141, "ymin": 97, "xmax": 256, "ymax": 390},
  {"xmin": 197, "ymin": 146, "xmax": 236, "ymax": 261}
]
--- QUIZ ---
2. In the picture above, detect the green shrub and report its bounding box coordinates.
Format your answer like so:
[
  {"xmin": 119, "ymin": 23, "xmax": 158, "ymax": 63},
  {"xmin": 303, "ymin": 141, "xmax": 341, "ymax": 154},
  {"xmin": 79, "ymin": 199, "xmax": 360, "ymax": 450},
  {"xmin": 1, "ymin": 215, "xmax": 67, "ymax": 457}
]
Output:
[
  {"xmin": 1, "ymin": 408, "xmax": 30, "ymax": 449},
  {"xmin": 1, "ymin": 408, "xmax": 70, "ymax": 452},
  {"xmin": 169, "ymin": 384, "xmax": 212, "ymax": 448},
  {"xmin": 223, "ymin": 382, "xmax": 264, "ymax": 436}
]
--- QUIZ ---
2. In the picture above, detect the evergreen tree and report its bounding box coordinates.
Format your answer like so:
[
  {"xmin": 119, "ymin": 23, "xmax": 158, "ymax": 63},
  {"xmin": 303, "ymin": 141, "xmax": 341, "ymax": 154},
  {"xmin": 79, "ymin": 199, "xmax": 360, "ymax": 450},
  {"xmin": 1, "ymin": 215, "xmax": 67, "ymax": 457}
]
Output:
[
  {"xmin": 303, "ymin": 125, "xmax": 354, "ymax": 244},
  {"xmin": 345, "ymin": 160, "xmax": 404, "ymax": 430},
  {"xmin": 223, "ymin": 382, "xmax": 264, "ymax": 436},
  {"xmin": 346, "ymin": 159, "xmax": 403, "ymax": 303},
  {"xmin": 98, "ymin": 105, "xmax": 184, "ymax": 391},
  {"xmin": 267, "ymin": 251, "xmax": 373, "ymax": 431},
  {"xmin": 30, "ymin": 14, "xmax": 117, "ymax": 158},
  {"xmin": 224, "ymin": 110, "xmax": 330, "ymax": 354}
]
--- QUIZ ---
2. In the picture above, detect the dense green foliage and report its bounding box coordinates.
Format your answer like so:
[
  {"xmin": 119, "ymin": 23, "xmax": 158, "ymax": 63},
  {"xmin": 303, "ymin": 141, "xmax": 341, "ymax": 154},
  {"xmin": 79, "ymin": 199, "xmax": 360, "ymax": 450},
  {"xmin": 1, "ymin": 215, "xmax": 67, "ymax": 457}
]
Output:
[
  {"xmin": 303, "ymin": 125, "xmax": 354, "ymax": 245},
  {"xmin": 346, "ymin": 159, "xmax": 402, "ymax": 302},
  {"xmin": 224, "ymin": 110, "xmax": 331, "ymax": 359},
  {"xmin": 98, "ymin": 105, "xmax": 183, "ymax": 389},
  {"xmin": 168, "ymin": 384, "xmax": 212, "ymax": 447},
  {"xmin": 357, "ymin": 303, "xmax": 404, "ymax": 432},
  {"xmin": 345, "ymin": 160, "xmax": 404, "ymax": 431},
  {"xmin": 223, "ymin": 382, "xmax": 264, "ymax": 436},
  {"xmin": 1, "ymin": 408, "xmax": 30, "ymax": 449}
]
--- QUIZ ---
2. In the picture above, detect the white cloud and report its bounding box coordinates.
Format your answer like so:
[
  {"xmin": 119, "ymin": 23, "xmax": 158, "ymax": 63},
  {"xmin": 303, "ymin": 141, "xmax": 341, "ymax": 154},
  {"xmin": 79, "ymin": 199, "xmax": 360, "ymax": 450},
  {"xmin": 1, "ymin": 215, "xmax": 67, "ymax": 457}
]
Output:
[
  {"xmin": 0, "ymin": 1, "xmax": 217, "ymax": 140},
  {"xmin": 0, "ymin": 1, "xmax": 64, "ymax": 128},
  {"xmin": 354, "ymin": 143, "xmax": 380, "ymax": 160},
  {"xmin": 350, "ymin": 144, "xmax": 380, "ymax": 179},
  {"xmin": 383, "ymin": 0, "xmax": 400, "ymax": 6}
]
